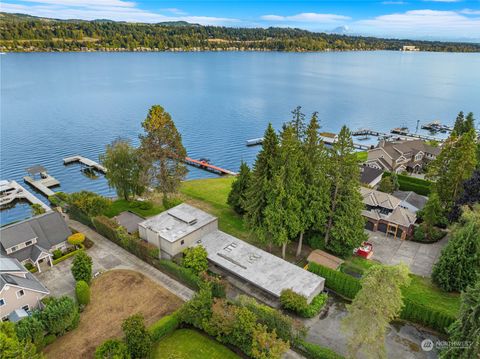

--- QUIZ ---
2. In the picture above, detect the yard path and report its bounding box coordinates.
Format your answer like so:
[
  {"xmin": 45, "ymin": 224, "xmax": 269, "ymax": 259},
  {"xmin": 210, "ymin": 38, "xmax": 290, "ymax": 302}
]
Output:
[{"xmin": 68, "ymin": 219, "xmax": 195, "ymax": 302}]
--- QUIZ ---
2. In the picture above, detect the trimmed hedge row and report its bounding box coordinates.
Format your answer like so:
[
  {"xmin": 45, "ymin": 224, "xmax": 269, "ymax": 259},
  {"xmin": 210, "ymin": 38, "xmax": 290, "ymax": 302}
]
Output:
[
  {"xmin": 52, "ymin": 244, "xmax": 85, "ymax": 265},
  {"xmin": 298, "ymin": 340, "xmax": 345, "ymax": 359},
  {"xmin": 280, "ymin": 289, "xmax": 328, "ymax": 318},
  {"xmin": 149, "ymin": 312, "xmax": 180, "ymax": 341},
  {"xmin": 383, "ymin": 172, "xmax": 432, "ymax": 196},
  {"xmin": 157, "ymin": 259, "xmax": 202, "ymax": 290},
  {"xmin": 308, "ymin": 262, "xmax": 454, "ymax": 333},
  {"xmin": 308, "ymin": 262, "xmax": 361, "ymax": 299}
]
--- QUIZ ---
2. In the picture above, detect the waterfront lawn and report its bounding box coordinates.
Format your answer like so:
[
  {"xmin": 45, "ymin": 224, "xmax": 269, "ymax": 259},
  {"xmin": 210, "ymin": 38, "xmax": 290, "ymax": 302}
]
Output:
[
  {"xmin": 356, "ymin": 151, "xmax": 368, "ymax": 162},
  {"xmin": 103, "ymin": 199, "xmax": 164, "ymax": 218},
  {"xmin": 180, "ymin": 177, "xmax": 249, "ymax": 240},
  {"xmin": 153, "ymin": 329, "xmax": 240, "ymax": 359}
]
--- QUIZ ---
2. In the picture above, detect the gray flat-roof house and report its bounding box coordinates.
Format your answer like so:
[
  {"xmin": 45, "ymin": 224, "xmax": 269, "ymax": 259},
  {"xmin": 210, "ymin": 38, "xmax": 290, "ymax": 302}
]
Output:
[
  {"xmin": 0, "ymin": 212, "xmax": 72, "ymax": 272},
  {"xmin": 139, "ymin": 204, "xmax": 325, "ymax": 303},
  {"xmin": 0, "ymin": 256, "xmax": 49, "ymax": 322},
  {"xmin": 365, "ymin": 139, "xmax": 440, "ymax": 174}
]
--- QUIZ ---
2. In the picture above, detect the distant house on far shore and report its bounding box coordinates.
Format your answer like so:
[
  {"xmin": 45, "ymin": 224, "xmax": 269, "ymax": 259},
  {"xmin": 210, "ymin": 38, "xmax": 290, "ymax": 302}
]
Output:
[{"xmin": 402, "ymin": 45, "xmax": 419, "ymax": 51}]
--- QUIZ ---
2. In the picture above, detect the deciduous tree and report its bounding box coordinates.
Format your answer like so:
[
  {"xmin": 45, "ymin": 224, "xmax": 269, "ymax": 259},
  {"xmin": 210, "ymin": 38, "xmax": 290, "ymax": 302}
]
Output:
[
  {"xmin": 100, "ymin": 138, "xmax": 146, "ymax": 201},
  {"xmin": 342, "ymin": 264, "xmax": 411, "ymax": 359},
  {"xmin": 15, "ymin": 316, "xmax": 44, "ymax": 350},
  {"xmin": 182, "ymin": 245, "xmax": 209, "ymax": 275},
  {"xmin": 251, "ymin": 324, "xmax": 289, "ymax": 359},
  {"xmin": 378, "ymin": 176, "xmax": 395, "ymax": 193},
  {"xmin": 227, "ymin": 161, "xmax": 251, "ymax": 215},
  {"xmin": 95, "ymin": 339, "xmax": 129, "ymax": 359},
  {"xmin": 38, "ymin": 296, "xmax": 80, "ymax": 336},
  {"xmin": 449, "ymin": 170, "xmax": 480, "ymax": 222},
  {"xmin": 0, "ymin": 322, "xmax": 42, "ymax": 359},
  {"xmin": 139, "ymin": 105, "xmax": 187, "ymax": 199}
]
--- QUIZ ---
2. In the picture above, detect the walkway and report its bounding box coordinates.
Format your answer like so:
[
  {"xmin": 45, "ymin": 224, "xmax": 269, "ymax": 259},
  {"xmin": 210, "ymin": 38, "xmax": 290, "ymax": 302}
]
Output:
[{"xmin": 37, "ymin": 220, "xmax": 194, "ymax": 302}]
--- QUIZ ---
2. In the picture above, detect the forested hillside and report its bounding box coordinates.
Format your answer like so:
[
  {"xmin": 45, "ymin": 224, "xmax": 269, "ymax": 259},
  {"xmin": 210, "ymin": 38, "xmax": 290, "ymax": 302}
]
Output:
[{"xmin": 1, "ymin": 12, "xmax": 479, "ymax": 52}]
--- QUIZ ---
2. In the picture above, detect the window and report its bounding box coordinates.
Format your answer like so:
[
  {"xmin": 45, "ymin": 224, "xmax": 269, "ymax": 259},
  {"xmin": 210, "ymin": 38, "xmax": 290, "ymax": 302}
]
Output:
[
  {"xmin": 25, "ymin": 241, "xmax": 32, "ymax": 246},
  {"xmin": 9, "ymin": 246, "xmax": 17, "ymax": 253},
  {"xmin": 180, "ymin": 240, "xmax": 185, "ymax": 245},
  {"xmin": 16, "ymin": 290, "xmax": 24, "ymax": 298},
  {"xmin": 22, "ymin": 305, "xmax": 29, "ymax": 311},
  {"xmin": 0, "ymin": 299, "xmax": 5, "ymax": 307}
]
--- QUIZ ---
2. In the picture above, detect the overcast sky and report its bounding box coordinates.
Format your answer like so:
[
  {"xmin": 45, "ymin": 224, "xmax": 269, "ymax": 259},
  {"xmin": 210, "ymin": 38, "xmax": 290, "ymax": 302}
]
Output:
[{"xmin": 1, "ymin": 0, "xmax": 480, "ymax": 41}]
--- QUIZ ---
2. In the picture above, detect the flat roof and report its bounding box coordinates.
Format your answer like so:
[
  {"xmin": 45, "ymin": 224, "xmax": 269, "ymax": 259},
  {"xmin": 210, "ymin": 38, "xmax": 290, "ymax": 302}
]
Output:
[
  {"xmin": 138, "ymin": 203, "xmax": 217, "ymax": 243},
  {"xmin": 197, "ymin": 230, "xmax": 324, "ymax": 300}
]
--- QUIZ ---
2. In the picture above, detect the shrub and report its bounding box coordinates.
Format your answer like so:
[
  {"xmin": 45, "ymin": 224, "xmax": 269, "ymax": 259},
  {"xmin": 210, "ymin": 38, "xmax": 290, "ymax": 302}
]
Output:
[
  {"xmin": 68, "ymin": 232, "xmax": 86, "ymax": 247},
  {"xmin": 158, "ymin": 259, "xmax": 202, "ymax": 290},
  {"xmin": 43, "ymin": 334, "xmax": 56, "ymax": 346},
  {"xmin": 15, "ymin": 315, "xmax": 44, "ymax": 349},
  {"xmin": 280, "ymin": 290, "xmax": 328, "ymax": 318},
  {"xmin": 182, "ymin": 245, "xmax": 209, "ymax": 275},
  {"xmin": 71, "ymin": 251, "xmax": 93, "ymax": 284},
  {"xmin": 31, "ymin": 203, "xmax": 46, "ymax": 216},
  {"xmin": 149, "ymin": 312, "xmax": 179, "ymax": 341},
  {"xmin": 122, "ymin": 314, "xmax": 152, "ymax": 359},
  {"xmin": 300, "ymin": 293, "xmax": 328, "ymax": 318},
  {"xmin": 92, "ymin": 215, "xmax": 120, "ymax": 244},
  {"xmin": 308, "ymin": 262, "xmax": 361, "ymax": 299},
  {"xmin": 95, "ymin": 339, "xmax": 129, "ymax": 359},
  {"xmin": 76, "ymin": 280, "xmax": 90, "ymax": 305},
  {"xmin": 298, "ymin": 340, "xmax": 344, "ymax": 359},
  {"xmin": 67, "ymin": 191, "xmax": 111, "ymax": 217},
  {"xmin": 52, "ymin": 249, "xmax": 63, "ymax": 260},
  {"xmin": 412, "ymin": 224, "xmax": 447, "ymax": 243},
  {"xmin": 162, "ymin": 196, "xmax": 183, "ymax": 210},
  {"xmin": 251, "ymin": 323, "xmax": 290, "ymax": 359},
  {"xmin": 24, "ymin": 262, "xmax": 34, "ymax": 270},
  {"xmin": 39, "ymin": 296, "xmax": 80, "ymax": 336},
  {"xmin": 52, "ymin": 244, "xmax": 84, "ymax": 265}
]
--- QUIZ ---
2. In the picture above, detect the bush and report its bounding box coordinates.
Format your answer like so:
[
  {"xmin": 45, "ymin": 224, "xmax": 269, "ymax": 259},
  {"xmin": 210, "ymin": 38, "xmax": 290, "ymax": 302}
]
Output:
[
  {"xmin": 122, "ymin": 314, "xmax": 152, "ymax": 359},
  {"xmin": 280, "ymin": 290, "xmax": 328, "ymax": 318},
  {"xmin": 92, "ymin": 215, "xmax": 120, "ymax": 243},
  {"xmin": 76, "ymin": 280, "xmax": 90, "ymax": 305},
  {"xmin": 95, "ymin": 339, "xmax": 129, "ymax": 359},
  {"xmin": 162, "ymin": 196, "xmax": 183, "ymax": 210},
  {"xmin": 149, "ymin": 312, "xmax": 179, "ymax": 341},
  {"xmin": 182, "ymin": 245, "xmax": 209, "ymax": 275},
  {"xmin": 67, "ymin": 191, "xmax": 111, "ymax": 217},
  {"xmin": 71, "ymin": 251, "xmax": 93, "ymax": 284},
  {"xmin": 52, "ymin": 249, "xmax": 63, "ymax": 260},
  {"xmin": 38, "ymin": 296, "xmax": 80, "ymax": 336},
  {"xmin": 68, "ymin": 232, "xmax": 85, "ymax": 247},
  {"xmin": 412, "ymin": 224, "xmax": 447, "ymax": 243},
  {"xmin": 298, "ymin": 340, "xmax": 344, "ymax": 359},
  {"xmin": 43, "ymin": 334, "xmax": 56, "ymax": 346},
  {"xmin": 24, "ymin": 262, "xmax": 34, "ymax": 270},
  {"xmin": 308, "ymin": 262, "xmax": 361, "ymax": 299},
  {"xmin": 15, "ymin": 315, "xmax": 44, "ymax": 349},
  {"xmin": 158, "ymin": 259, "xmax": 202, "ymax": 290},
  {"xmin": 52, "ymin": 244, "xmax": 84, "ymax": 265}
]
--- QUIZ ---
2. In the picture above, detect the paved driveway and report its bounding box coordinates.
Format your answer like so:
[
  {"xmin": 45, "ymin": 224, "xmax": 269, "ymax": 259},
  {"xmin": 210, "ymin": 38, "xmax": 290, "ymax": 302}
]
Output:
[
  {"xmin": 36, "ymin": 220, "xmax": 194, "ymax": 301},
  {"xmin": 366, "ymin": 230, "xmax": 448, "ymax": 277}
]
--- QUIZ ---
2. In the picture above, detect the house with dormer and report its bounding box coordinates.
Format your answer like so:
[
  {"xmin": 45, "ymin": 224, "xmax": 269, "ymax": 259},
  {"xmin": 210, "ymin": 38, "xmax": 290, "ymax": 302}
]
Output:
[
  {"xmin": 365, "ymin": 139, "xmax": 440, "ymax": 173},
  {"xmin": 0, "ymin": 212, "xmax": 72, "ymax": 272},
  {"xmin": 360, "ymin": 187, "xmax": 417, "ymax": 240},
  {"xmin": 0, "ymin": 256, "xmax": 49, "ymax": 322}
]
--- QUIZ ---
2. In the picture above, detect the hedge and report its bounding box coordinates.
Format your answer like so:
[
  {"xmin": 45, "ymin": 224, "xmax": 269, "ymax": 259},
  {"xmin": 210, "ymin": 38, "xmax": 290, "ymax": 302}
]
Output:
[
  {"xmin": 383, "ymin": 172, "xmax": 432, "ymax": 196},
  {"xmin": 308, "ymin": 262, "xmax": 454, "ymax": 333},
  {"xmin": 280, "ymin": 290, "xmax": 328, "ymax": 318},
  {"xmin": 75, "ymin": 280, "xmax": 90, "ymax": 306},
  {"xmin": 297, "ymin": 340, "xmax": 345, "ymax": 359},
  {"xmin": 149, "ymin": 312, "xmax": 180, "ymax": 341},
  {"xmin": 308, "ymin": 262, "xmax": 361, "ymax": 300},
  {"xmin": 52, "ymin": 243, "xmax": 85, "ymax": 265},
  {"xmin": 157, "ymin": 259, "xmax": 202, "ymax": 290}
]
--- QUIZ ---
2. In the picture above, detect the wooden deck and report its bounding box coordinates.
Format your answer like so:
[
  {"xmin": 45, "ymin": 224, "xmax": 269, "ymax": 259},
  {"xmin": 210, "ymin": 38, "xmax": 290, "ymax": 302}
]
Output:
[
  {"xmin": 184, "ymin": 157, "xmax": 237, "ymax": 176},
  {"xmin": 63, "ymin": 155, "xmax": 107, "ymax": 173}
]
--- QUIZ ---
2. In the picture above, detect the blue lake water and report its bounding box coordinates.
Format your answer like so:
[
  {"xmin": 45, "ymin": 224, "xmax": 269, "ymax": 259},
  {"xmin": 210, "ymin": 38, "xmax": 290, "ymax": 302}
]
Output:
[{"xmin": 1, "ymin": 51, "xmax": 479, "ymax": 224}]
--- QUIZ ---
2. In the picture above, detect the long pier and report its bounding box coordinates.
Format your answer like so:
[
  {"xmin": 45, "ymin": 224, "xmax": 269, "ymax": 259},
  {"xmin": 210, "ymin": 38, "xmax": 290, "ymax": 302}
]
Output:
[
  {"xmin": 184, "ymin": 157, "xmax": 237, "ymax": 176},
  {"xmin": 352, "ymin": 128, "xmax": 444, "ymax": 142},
  {"xmin": 63, "ymin": 155, "xmax": 107, "ymax": 173},
  {"xmin": 23, "ymin": 165, "xmax": 60, "ymax": 197},
  {"xmin": 319, "ymin": 135, "xmax": 372, "ymax": 150},
  {"xmin": 0, "ymin": 180, "xmax": 51, "ymax": 212}
]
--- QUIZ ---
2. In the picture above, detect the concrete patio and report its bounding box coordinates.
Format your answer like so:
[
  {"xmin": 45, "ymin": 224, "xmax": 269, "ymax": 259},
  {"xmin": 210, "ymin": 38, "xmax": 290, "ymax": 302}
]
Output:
[{"xmin": 366, "ymin": 230, "xmax": 449, "ymax": 277}]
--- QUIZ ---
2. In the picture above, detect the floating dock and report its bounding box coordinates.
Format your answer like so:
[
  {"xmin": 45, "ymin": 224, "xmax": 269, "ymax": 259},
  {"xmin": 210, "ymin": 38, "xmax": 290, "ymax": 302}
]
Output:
[
  {"xmin": 23, "ymin": 165, "xmax": 59, "ymax": 197},
  {"xmin": 246, "ymin": 138, "xmax": 264, "ymax": 146},
  {"xmin": 0, "ymin": 180, "xmax": 51, "ymax": 212},
  {"xmin": 352, "ymin": 128, "xmax": 444, "ymax": 143},
  {"xmin": 184, "ymin": 157, "xmax": 237, "ymax": 176},
  {"xmin": 63, "ymin": 155, "xmax": 107, "ymax": 173},
  {"xmin": 319, "ymin": 135, "xmax": 372, "ymax": 151},
  {"xmin": 389, "ymin": 128, "xmax": 443, "ymax": 142}
]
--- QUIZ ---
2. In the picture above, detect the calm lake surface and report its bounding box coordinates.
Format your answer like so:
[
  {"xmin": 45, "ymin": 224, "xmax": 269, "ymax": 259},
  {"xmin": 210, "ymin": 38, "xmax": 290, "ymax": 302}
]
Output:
[{"xmin": 1, "ymin": 51, "xmax": 479, "ymax": 224}]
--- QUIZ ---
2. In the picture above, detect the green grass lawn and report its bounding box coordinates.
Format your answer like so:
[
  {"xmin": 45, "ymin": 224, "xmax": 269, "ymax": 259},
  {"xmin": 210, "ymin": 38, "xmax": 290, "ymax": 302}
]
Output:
[
  {"xmin": 153, "ymin": 329, "xmax": 240, "ymax": 359},
  {"xmin": 356, "ymin": 151, "xmax": 368, "ymax": 162},
  {"xmin": 180, "ymin": 177, "xmax": 249, "ymax": 240},
  {"xmin": 103, "ymin": 199, "xmax": 165, "ymax": 218}
]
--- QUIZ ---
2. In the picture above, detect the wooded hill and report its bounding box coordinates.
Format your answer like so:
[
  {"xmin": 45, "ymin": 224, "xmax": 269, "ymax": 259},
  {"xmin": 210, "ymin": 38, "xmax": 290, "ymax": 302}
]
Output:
[{"xmin": 1, "ymin": 12, "xmax": 479, "ymax": 53}]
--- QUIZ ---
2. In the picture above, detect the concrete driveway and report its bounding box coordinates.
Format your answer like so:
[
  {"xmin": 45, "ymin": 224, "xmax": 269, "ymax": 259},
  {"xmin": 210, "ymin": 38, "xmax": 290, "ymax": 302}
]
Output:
[
  {"xmin": 366, "ymin": 230, "xmax": 448, "ymax": 277},
  {"xmin": 35, "ymin": 220, "xmax": 194, "ymax": 301}
]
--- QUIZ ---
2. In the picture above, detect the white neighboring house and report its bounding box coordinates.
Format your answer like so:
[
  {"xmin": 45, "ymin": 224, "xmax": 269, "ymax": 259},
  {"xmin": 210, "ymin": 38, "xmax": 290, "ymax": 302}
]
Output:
[
  {"xmin": 0, "ymin": 212, "xmax": 72, "ymax": 272},
  {"xmin": 0, "ymin": 256, "xmax": 49, "ymax": 322},
  {"xmin": 139, "ymin": 203, "xmax": 325, "ymax": 303}
]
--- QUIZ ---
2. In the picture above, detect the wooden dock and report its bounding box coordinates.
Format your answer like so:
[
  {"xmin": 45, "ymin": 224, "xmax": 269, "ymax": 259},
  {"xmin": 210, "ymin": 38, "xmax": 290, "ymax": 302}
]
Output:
[
  {"xmin": 246, "ymin": 138, "xmax": 264, "ymax": 146},
  {"xmin": 389, "ymin": 128, "xmax": 443, "ymax": 142},
  {"xmin": 0, "ymin": 180, "xmax": 51, "ymax": 212},
  {"xmin": 353, "ymin": 128, "xmax": 444, "ymax": 142},
  {"xmin": 23, "ymin": 165, "xmax": 59, "ymax": 197},
  {"xmin": 184, "ymin": 157, "xmax": 237, "ymax": 176},
  {"xmin": 63, "ymin": 155, "xmax": 107, "ymax": 173},
  {"xmin": 319, "ymin": 135, "xmax": 372, "ymax": 150}
]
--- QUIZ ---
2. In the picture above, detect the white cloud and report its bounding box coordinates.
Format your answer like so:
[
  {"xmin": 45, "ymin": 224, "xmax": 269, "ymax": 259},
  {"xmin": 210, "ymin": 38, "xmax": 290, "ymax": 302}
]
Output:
[
  {"xmin": 162, "ymin": 8, "xmax": 187, "ymax": 16},
  {"xmin": 356, "ymin": 9, "xmax": 480, "ymax": 39},
  {"xmin": 0, "ymin": 1, "xmax": 238, "ymax": 25},
  {"xmin": 261, "ymin": 12, "xmax": 351, "ymax": 23},
  {"xmin": 460, "ymin": 8, "xmax": 480, "ymax": 15}
]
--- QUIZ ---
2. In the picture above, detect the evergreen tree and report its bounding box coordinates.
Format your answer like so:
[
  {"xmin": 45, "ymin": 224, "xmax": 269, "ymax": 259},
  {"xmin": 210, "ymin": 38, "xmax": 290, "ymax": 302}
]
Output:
[
  {"xmin": 227, "ymin": 161, "xmax": 251, "ymax": 215},
  {"xmin": 423, "ymin": 192, "xmax": 443, "ymax": 240},
  {"xmin": 464, "ymin": 112, "xmax": 475, "ymax": 134},
  {"xmin": 122, "ymin": 314, "xmax": 152, "ymax": 359},
  {"xmin": 440, "ymin": 277, "xmax": 480, "ymax": 359},
  {"xmin": 452, "ymin": 111, "xmax": 465, "ymax": 135},
  {"xmin": 264, "ymin": 125, "xmax": 303, "ymax": 258},
  {"xmin": 100, "ymin": 138, "xmax": 146, "ymax": 201},
  {"xmin": 390, "ymin": 172, "xmax": 400, "ymax": 191},
  {"xmin": 245, "ymin": 124, "xmax": 279, "ymax": 249},
  {"xmin": 296, "ymin": 113, "xmax": 330, "ymax": 257},
  {"xmin": 0, "ymin": 322, "xmax": 42, "ymax": 359},
  {"xmin": 378, "ymin": 176, "xmax": 395, "ymax": 193},
  {"xmin": 432, "ymin": 206, "xmax": 480, "ymax": 292},
  {"xmin": 324, "ymin": 126, "xmax": 367, "ymax": 257},
  {"xmin": 139, "ymin": 105, "xmax": 188, "ymax": 199},
  {"xmin": 342, "ymin": 264, "xmax": 411, "ymax": 359},
  {"xmin": 289, "ymin": 106, "xmax": 306, "ymax": 140}
]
